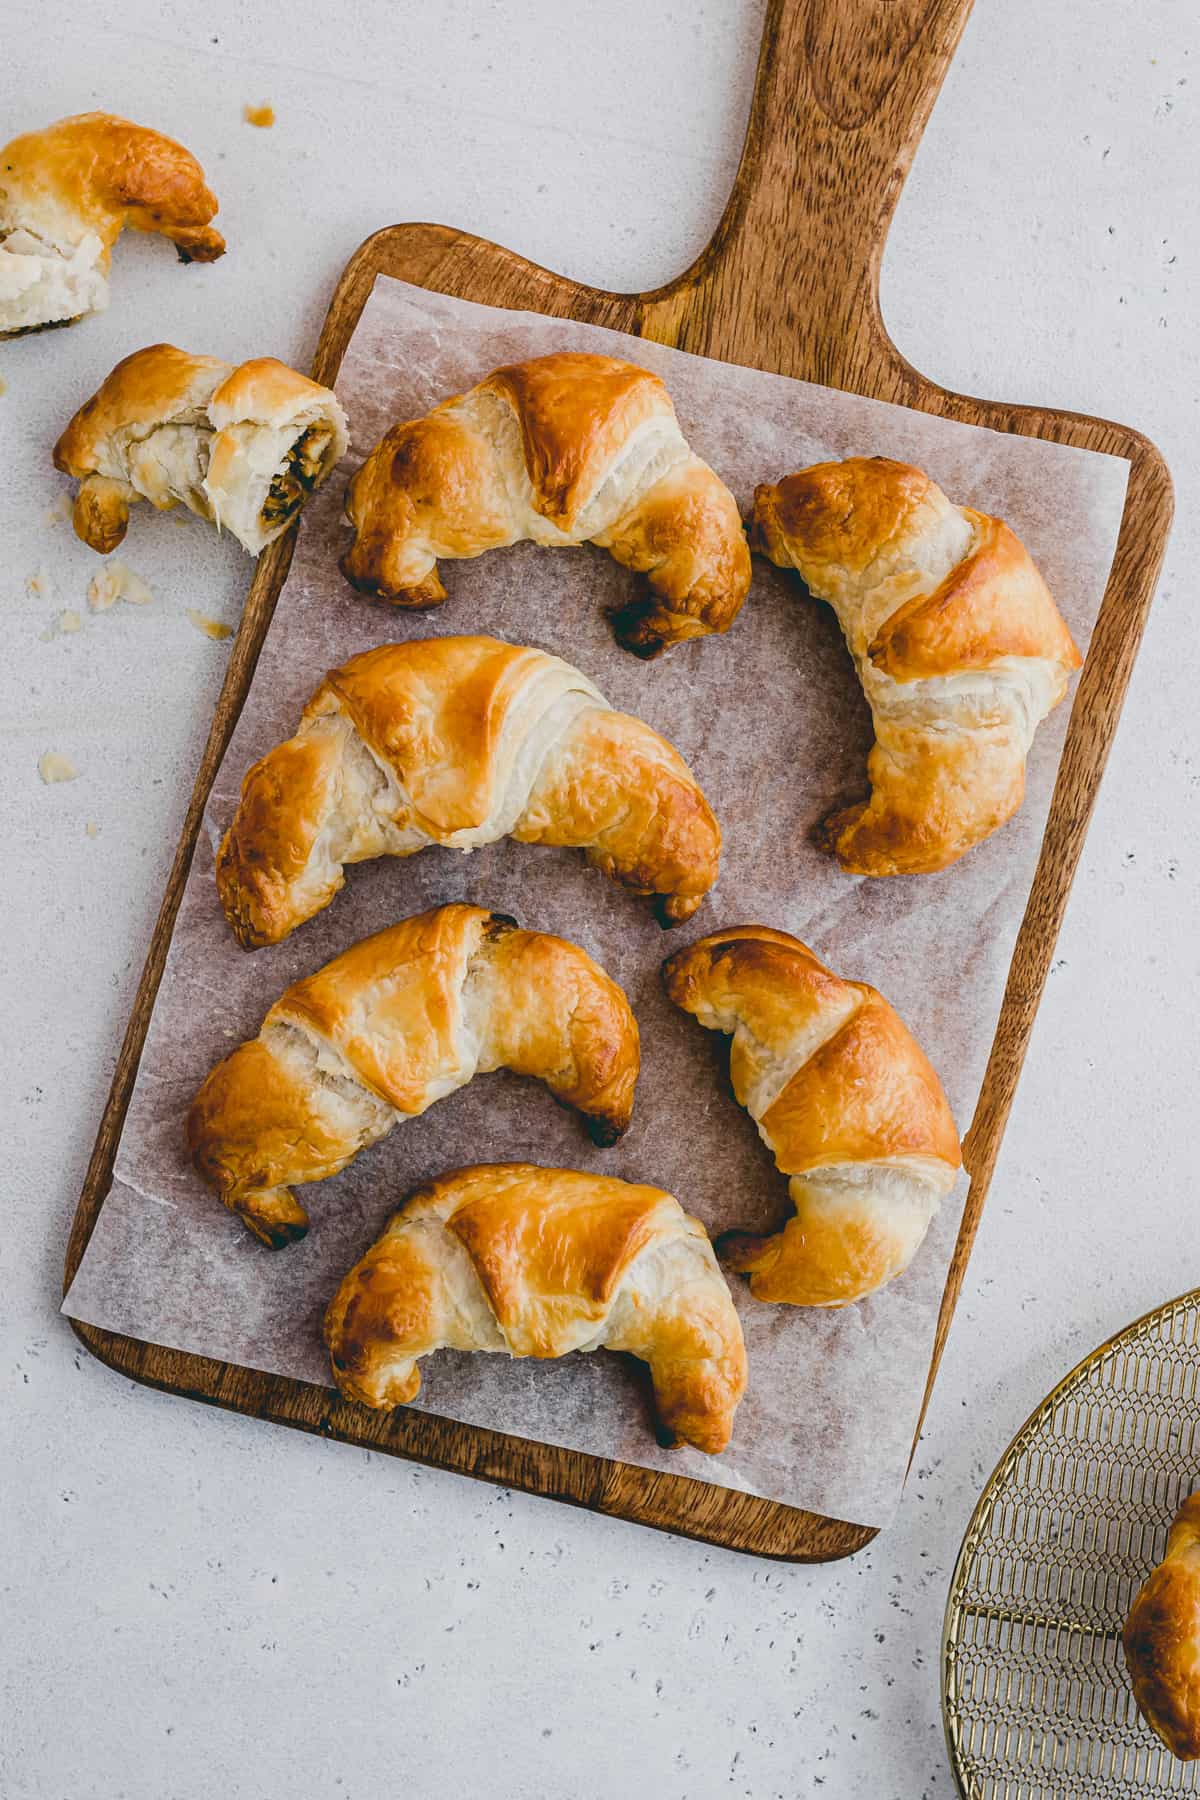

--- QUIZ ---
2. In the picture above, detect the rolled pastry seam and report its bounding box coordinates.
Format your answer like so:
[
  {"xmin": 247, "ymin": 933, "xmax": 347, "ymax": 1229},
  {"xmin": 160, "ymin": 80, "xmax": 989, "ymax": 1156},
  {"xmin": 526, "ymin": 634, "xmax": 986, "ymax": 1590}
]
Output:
[
  {"xmin": 749, "ymin": 456, "xmax": 1081, "ymax": 874},
  {"xmin": 324, "ymin": 1163, "xmax": 747, "ymax": 1454},
  {"xmin": 186, "ymin": 905, "xmax": 641, "ymax": 1246},
  {"xmin": 662, "ymin": 925, "xmax": 961, "ymax": 1306},
  {"xmin": 53, "ymin": 345, "xmax": 348, "ymax": 554},
  {"xmin": 215, "ymin": 635, "xmax": 721, "ymax": 947},
  {"xmin": 340, "ymin": 351, "xmax": 751, "ymax": 656}
]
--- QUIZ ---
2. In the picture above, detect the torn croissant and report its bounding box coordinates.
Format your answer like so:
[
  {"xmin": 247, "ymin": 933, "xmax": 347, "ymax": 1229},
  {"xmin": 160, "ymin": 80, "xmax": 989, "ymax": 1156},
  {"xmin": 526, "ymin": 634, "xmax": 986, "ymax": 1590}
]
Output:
[
  {"xmin": 340, "ymin": 351, "xmax": 751, "ymax": 657},
  {"xmin": 217, "ymin": 634, "xmax": 721, "ymax": 947},
  {"xmin": 186, "ymin": 905, "xmax": 640, "ymax": 1247},
  {"xmin": 53, "ymin": 344, "xmax": 348, "ymax": 556},
  {"xmin": 324, "ymin": 1163, "xmax": 747, "ymax": 1454},
  {"xmin": 750, "ymin": 457, "xmax": 1081, "ymax": 874},
  {"xmin": 663, "ymin": 925, "xmax": 961, "ymax": 1306},
  {"xmin": 0, "ymin": 113, "xmax": 224, "ymax": 336}
]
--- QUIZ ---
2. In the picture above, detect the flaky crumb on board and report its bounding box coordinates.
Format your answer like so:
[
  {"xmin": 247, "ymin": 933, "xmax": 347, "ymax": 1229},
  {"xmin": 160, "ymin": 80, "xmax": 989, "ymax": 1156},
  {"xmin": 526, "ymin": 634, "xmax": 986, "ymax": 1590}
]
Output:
[
  {"xmin": 85, "ymin": 821, "xmax": 99, "ymax": 838},
  {"xmin": 186, "ymin": 609, "xmax": 234, "ymax": 640},
  {"xmin": 87, "ymin": 562, "xmax": 154, "ymax": 612},
  {"xmin": 41, "ymin": 609, "xmax": 83, "ymax": 641},
  {"xmin": 45, "ymin": 495, "xmax": 71, "ymax": 525},
  {"xmin": 39, "ymin": 751, "xmax": 78, "ymax": 784},
  {"xmin": 0, "ymin": 376, "xmax": 7, "ymax": 397},
  {"xmin": 244, "ymin": 103, "xmax": 275, "ymax": 127},
  {"xmin": 27, "ymin": 571, "xmax": 53, "ymax": 601}
]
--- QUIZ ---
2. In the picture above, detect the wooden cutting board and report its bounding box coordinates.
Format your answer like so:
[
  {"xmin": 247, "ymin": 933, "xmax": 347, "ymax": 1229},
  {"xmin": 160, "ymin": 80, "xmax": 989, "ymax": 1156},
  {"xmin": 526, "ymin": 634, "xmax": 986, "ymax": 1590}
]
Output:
[{"xmin": 64, "ymin": 0, "xmax": 1173, "ymax": 1561}]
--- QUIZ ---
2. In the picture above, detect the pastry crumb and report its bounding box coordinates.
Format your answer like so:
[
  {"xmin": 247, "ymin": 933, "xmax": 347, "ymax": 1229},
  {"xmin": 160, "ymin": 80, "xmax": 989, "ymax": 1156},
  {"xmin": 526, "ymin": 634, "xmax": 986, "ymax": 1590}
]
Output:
[
  {"xmin": 85, "ymin": 821, "xmax": 99, "ymax": 838},
  {"xmin": 0, "ymin": 375, "xmax": 7, "ymax": 396},
  {"xmin": 39, "ymin": 751, "xmax": 78, "ymax": 784},
  {"xmin": 26, "ymin": 570, "xmax": 53, "ymax": 601},
  {"xmin": 87, "ymin": 561, "xmax": 154, "ymax": 611},
  {"xmin": 45, "ymin": 495, "xmax": 71, "ymax": 524},
  {"xmin": 186, "ymin": 609, "xmax": 233, "ymax": 640},
  {"xmin": 41, "ymin": 608, "xmax": 83, "ymax": 640},
  {"xmin": 244, "ymin": 103, "xmax": 276, "ymax": 128}
]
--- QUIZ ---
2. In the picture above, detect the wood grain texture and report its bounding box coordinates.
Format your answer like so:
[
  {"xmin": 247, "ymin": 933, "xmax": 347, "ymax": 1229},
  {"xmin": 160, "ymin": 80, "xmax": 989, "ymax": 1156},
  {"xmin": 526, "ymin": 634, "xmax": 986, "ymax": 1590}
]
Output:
[{"xmin": 64, "ymin": 0, "xmax": 1173, "ymax": 1561}]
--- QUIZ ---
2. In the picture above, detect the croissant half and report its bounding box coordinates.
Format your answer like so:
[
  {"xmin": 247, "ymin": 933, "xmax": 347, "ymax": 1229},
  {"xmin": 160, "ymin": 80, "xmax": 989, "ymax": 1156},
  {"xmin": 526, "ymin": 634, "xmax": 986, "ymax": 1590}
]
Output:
[
  {"xmin": 1124, "ymin": 1492, "xmax": 1200, "ymax": 1760},
  {"xmin": 217, "ymin": 635, "xmax": 721, "ymax": 947},
  {"xmin": 340, "ymin": 351, "xmax": 751, "ymax": 656},
  {"xmin": 186, "ymin": 905, "xmax": 639, "ymax": 1247},
  {"xmin": 325, "ymin": 1164, "xmax": 747, "ymax": 1454},
  {"xmin": 0, "ymin": 113, "xmax": 224, "ymax": 336},
  {"xmin": 663, "ymin": 926, "xmax": 961, "ymax": 1306},
  {"xmin": 750, "ymin": 457, "xmax": 1081, "ymax": 875},
  {"xmin": 54, "ymin": 344, "xmax": 349, "ymax": 555}
]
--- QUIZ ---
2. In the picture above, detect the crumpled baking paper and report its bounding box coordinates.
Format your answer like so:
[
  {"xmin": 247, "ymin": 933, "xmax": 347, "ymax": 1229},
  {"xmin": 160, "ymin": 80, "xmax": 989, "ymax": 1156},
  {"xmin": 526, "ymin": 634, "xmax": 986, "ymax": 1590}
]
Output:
[{"xmin": 63, "ymin": 276, "xmax": 1129, "ymax": 1527}]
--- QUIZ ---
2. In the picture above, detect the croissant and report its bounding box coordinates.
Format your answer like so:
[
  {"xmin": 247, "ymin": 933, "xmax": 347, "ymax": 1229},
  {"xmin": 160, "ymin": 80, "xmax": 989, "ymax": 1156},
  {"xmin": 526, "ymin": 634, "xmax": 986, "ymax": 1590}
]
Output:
[
  {"xmin": 325, "ymin": 1163, "xmax": 747, "ymax": 1453},
  {"xmin": 217, "ymin": 634, "xmax": 721, "ymax": 947},
  {"xmin": 750, "ymin": 457, "xmax": 1082, "ymax": 875},
  {"xmin": 340, "ymin": 351, "xmax": 751, "ymax": 657},
  {"xmin": 0, "ymin": 113, "xmax": 224, "ymax": 336},
  {"xmin": 187, "ymin": 905, "xmax": 639, "ymax": 1247},
  {"xmin": 1124, "ymin": 1492, "xmax": 1200, "ymax": 1760},
  {"xmin": 53, "ymin": 343, "xmax": 349, "ymax": 556},
  {"xmin": 662, "ymin": 926, "xmax": 961, "ymax": 1306}
]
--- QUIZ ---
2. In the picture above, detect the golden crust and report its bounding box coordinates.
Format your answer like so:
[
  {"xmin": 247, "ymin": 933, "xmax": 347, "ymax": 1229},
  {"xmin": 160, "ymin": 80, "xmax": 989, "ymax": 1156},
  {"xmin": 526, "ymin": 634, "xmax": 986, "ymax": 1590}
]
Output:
[
  {"xmin": 324, "ymin": 1163, "xmax": 747, "ymax": 1453},
  {"xmin": 53, "ymin": 343, "xmax": 228, "ymax": 474},
  {"xmin": 0, "ymin": 112, "xmax": 224, "ymax": 260},
  {"xmin": 761, "ymin": 994, "xmax": 963, "ymax": 1176},
  {"xmin": 186, "ymin": 906, "xmax": 640, "ymax": 1245},
  {"xmin": 484, "ymin": 354, "xmax": 671, "ymax": 528},
  {"xmin": 340, "ymin": 413, "xmax": 505, "ymax": 601},
  {"xmin": 815, "ymin": 725, "xmax": 1029, "ymax": 877},
  {"xmin": 868, "ymin": 512, "xmax": 1078, "ymax": 679},
  {"xmin": 185, "ymin": 1039, "xmax": 349, "ymax": 1245},
  {"xmin": 215, "ymin": 731, "xmax": 344, "ymax": 948},
  {"xmin": 474, "ymin": 923, "xmax": 639, "ymax": 1132},
  {"xmin": 215, "ymin": 635, "xmax": 721, "ymax": 946},
  {"xmin": 1125, "ymin": 1494, "xmax": 1200, "ymax": 1760},
  {"xmin": 516, "ymin": 704, "xmax": 720, "ymax": 922},
  {"xmin": 327, "ymin": 636, "xmax": 554, "ymax": 832},
  {"xmin": 69, "ymin": 475, "xmax": 132, "ymax": 556},
  {"xmin": 597, "ymin": 456, "xmax": 752, "ymax": 655},
  {"xmin": 662, "ymin": 925, "xmax": 961, "ymax": 1307},
  {"xmin": 340, "ymin": 351, "xmax": 751, "ymax": 655},
  {"xmin": 208, "ymin": 357, "xmax": 341, "ymax": 427},
  {"xmin": 754, "ymin": 457, "xmax": 936, "ymax": 579},
  {"xmin": 750, "ymin": 456, "xmax": 1081, "ymax": 875}
]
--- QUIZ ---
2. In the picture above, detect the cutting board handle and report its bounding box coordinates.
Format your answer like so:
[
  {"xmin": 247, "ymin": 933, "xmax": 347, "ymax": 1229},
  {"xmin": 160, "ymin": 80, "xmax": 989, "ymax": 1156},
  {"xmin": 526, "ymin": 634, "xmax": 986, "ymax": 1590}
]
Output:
[{"xmin": 649, "ymin": 0, "xmax": 975, "ymax": 395}]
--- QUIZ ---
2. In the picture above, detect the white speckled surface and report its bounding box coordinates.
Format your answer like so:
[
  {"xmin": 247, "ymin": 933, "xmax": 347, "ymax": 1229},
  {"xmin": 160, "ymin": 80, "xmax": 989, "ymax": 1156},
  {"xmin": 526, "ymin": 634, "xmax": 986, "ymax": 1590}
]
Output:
[{"xmin": 2, "ymin": 2, "xmax": 1195, "ymax": 1794}]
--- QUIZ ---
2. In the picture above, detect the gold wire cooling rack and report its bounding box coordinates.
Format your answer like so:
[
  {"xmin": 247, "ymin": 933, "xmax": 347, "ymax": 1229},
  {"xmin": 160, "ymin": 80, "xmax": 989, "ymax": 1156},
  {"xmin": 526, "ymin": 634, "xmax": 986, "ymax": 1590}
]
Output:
[{"xmin": 943, "ymin": 1287, "xmax": 1200, "ymax": 1798}]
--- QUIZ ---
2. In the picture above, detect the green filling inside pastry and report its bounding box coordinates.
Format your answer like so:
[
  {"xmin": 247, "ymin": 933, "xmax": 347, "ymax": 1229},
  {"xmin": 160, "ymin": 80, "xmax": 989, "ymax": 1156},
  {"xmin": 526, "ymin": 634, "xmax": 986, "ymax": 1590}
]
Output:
[{"xmin": 261, "ymin": 423, "xmax": 333, "ymax": 526}]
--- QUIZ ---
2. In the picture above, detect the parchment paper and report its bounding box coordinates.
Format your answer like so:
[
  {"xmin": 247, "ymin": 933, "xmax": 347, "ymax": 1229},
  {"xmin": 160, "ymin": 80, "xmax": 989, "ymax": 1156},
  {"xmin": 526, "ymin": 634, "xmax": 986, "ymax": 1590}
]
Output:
[{"xmin": 63, "ymin": 277, "xmax": 1130, "ymax": 1527}]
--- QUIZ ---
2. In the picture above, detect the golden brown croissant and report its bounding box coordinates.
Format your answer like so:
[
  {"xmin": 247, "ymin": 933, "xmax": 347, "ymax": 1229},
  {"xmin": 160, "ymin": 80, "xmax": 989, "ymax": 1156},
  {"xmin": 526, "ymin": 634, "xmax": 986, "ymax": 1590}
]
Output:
[
  {"xmin": 340, "ymin": 351, "xmax": 751, "ymax": 657},
  {"xmin": 217, "ymin": 634, "xmax": 721, "ymax": 947},
  {"xmin": 324, "ymin": 1163, "xmax": 747, "ymax": 1454},
  {"xmin": 1124, "ymin": 1492, "xmax": 1200, "ymax": 1759},
  {"xmin": 53, "ymin": 344, "xmax": 348, "ymax": 556},
  {"xmin": 0, "ymin": 113, "xmax": 224, "ymax": 335},
  {"xmin": 750, "ymin": 457, "xmax": 1082, "ymax": 875},
  {"xmin": 662, "ymin": 925, "xmax": 961, "ymax": 1306},
  {"xmin": 187, "ymin": 905, "xmax": 640, "ymax": 1248}
]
